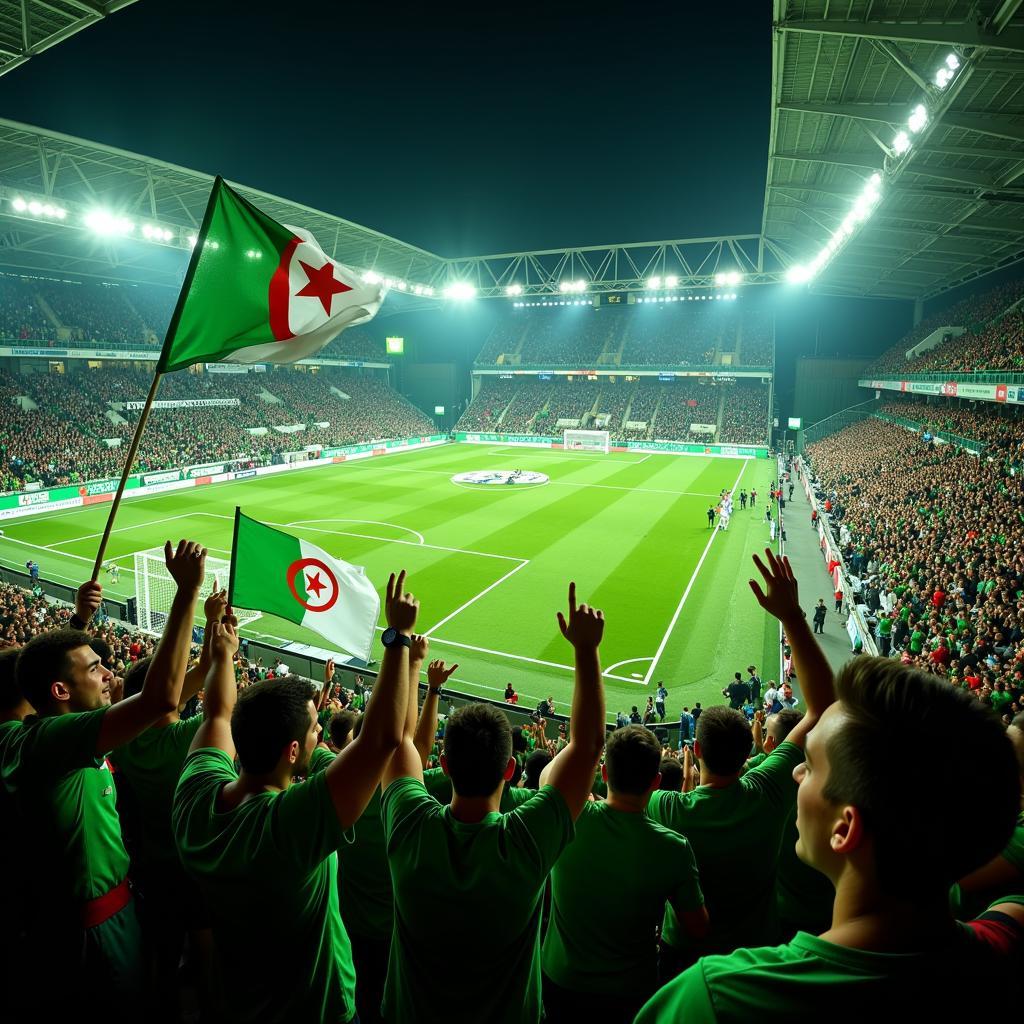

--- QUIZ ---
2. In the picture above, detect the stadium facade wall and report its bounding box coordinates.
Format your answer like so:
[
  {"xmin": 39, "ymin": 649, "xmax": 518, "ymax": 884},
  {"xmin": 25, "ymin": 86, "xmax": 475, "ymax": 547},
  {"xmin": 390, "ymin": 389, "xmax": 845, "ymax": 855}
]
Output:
[
  {"xmin": 454, "ymin": 432, "xmax": 769, "ymax": 459},
  {"xmin": 860, "ymin": 378, "xmax": 1024, "ymax": 405},
  {"xmin": 0, "ymin": 435, "xmax": 447, "ymax": 521}
]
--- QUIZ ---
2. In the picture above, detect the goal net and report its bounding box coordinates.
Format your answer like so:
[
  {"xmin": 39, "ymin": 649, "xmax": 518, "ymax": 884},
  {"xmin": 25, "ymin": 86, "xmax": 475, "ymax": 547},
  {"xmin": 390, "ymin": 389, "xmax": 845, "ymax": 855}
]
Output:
[
  {"xmin": 132, "ymin": 547, "xmax": 262, "ymax": 636},
  {"xmin": 563, "ymin": 429, "xmax": 610, "ymax": 453}
]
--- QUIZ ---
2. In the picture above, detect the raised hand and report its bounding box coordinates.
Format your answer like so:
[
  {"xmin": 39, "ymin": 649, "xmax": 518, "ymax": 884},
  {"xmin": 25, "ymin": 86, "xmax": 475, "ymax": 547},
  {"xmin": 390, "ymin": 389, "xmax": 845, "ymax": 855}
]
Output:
[
  {"xmin": 204, "ymin": 577, "xmax": 229, "ymax": 622},
  {"xmin": 556, "ymin": 581, "xmax": 604, "ymax": 650},
  {"xmin": 410, "ymin": 634, "xmax": 430, "ymax": 663},
  {"xmin": 210, "ymin": 620, "xmax": 240, "ymax": 662},
  {"xmin": 426, "ymin": 659, "xmax": 459, "ymax": 688},
  {"xmin": 385, "ymin": 570, "xmax": 419, "ymax": 634},
  {"xmin": 324, "ymin": 658, "xmax": 336, "ymax": 685},
  {"xmin": 749, "ymin": 548, "xmax": 801, "ymax": 624},
  {"xmin": 74, "ymin": 580, "xmax": 103, "ymax": 625},
  {"xmin": 164, "ymin": 539, "xmax": 208, "ymax": 593}
]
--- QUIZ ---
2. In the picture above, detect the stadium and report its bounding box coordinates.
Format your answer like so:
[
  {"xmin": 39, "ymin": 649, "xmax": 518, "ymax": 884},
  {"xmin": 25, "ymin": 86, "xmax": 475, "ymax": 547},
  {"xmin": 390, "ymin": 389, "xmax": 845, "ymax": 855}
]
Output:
[{"xmin": 1, "ymin": 2, "xmax": 1023, "ymax": 1022}]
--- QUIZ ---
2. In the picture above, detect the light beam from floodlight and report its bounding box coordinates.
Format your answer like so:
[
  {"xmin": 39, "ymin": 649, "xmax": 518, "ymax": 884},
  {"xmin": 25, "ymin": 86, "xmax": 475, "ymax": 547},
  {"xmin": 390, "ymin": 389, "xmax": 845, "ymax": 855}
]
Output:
[{"xmin": 443, "ymin": 282, "xmax": 476, "ymax": 301}]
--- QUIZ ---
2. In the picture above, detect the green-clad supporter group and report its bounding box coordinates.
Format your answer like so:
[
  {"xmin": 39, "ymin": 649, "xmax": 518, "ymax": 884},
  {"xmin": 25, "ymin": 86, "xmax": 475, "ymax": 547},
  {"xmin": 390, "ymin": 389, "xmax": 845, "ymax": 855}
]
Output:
[{"xmin": 1, "ymin": 538, "xmax": 1023, "ymax": 1023}]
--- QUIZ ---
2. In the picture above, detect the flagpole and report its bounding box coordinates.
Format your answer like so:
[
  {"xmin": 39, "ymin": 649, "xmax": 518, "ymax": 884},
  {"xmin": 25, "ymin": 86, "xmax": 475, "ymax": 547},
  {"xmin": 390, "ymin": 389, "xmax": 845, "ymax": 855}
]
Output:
[
  {"xmin": 88, "ymin": 175, "xmax": 225, "ymax": 582},
  {"xmin": 90, "ymin": 371, "xmax": 163, "ymax": 580}
]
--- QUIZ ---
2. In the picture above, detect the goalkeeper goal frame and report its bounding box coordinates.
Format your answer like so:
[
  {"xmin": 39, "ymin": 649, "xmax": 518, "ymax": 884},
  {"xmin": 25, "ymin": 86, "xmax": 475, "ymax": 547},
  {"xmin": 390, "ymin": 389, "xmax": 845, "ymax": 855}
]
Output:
[
  {"xmin": 563, "ymin": 429, "xmax": 610, "ymax": 453},
  {"xmin": 132, "ymin": 547, "xmax": 262, "ymax": 636}
]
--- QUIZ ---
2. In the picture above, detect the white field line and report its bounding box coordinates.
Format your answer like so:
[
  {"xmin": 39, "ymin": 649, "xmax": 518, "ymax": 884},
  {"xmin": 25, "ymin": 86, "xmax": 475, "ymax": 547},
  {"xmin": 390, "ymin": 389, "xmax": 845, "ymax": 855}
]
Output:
[
  {"xmin": 604, "ymin": 656, "xmax": 654, "ymax": 675},
  {"xmin": 422, "ymin": 560, "xmax": 529, "ymax": 636},
  {"xmin": 285, "ymin": 518, "xmax": 425, "ymax": 545},
  {"xmin": 641, "ymin": 459, "xmax": 749, "ymax": 686},
  {"xmin": 40, "ymin": 512, "xmax": 203, "ymax": 548}
]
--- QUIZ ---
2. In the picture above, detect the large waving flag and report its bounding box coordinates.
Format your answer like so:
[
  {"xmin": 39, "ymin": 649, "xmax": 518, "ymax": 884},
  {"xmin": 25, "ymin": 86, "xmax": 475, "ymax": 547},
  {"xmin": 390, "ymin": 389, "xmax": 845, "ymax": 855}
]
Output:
[
  {"xmin": 229, "ymin": 510, "xmax": 380, "ymax": 662},
  {"xmin": 156, "ymin": 178, "xmax": 384, "ymax": 373}
]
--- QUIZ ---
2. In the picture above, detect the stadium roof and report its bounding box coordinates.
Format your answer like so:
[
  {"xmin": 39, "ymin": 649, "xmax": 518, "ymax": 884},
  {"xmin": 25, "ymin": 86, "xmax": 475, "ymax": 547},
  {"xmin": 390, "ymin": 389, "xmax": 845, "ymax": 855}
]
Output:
[
  {"xmin": 0, "ymin": 0, "xmax": 137, "ymax": 77},
  {"xmin": 764, "ymin": 0, "xmax": 1024, "ymax": 301}
]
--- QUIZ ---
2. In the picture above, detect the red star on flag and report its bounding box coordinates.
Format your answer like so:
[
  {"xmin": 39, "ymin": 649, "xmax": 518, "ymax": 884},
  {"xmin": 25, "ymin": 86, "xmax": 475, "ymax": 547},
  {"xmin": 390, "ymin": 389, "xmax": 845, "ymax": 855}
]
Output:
[
  {"xmin": 306, "ymin": 571, "xmax": 327, "ymax": 598},
  {"xmin": 295, "ymin": 259, "xmax": 353, "ymax": 316}
]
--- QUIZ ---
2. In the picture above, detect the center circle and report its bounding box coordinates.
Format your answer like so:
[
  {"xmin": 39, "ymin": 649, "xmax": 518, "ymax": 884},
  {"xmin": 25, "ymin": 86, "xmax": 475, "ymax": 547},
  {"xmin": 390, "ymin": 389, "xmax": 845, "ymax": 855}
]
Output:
[{"xmin": 451, "ymin": 470, "xmax": 549, "ymax": 487}]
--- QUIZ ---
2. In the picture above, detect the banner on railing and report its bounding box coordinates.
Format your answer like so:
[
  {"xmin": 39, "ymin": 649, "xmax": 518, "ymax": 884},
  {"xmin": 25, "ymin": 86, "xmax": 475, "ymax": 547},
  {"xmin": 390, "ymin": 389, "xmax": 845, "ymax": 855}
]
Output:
[
  {"xmin": 125, "ymin": 399, "xmax": 241, "ymax": 410},
  {"xmin": 862, "ymin": 378, "xmax": 1011, "ymax": 403}
]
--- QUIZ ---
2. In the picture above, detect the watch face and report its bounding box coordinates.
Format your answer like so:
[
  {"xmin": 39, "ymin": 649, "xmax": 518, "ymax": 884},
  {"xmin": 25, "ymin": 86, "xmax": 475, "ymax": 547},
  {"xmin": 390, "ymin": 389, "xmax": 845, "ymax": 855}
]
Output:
[{"xmin": 381, "ymin": 627, "xmax": 397, "ymax": 646}]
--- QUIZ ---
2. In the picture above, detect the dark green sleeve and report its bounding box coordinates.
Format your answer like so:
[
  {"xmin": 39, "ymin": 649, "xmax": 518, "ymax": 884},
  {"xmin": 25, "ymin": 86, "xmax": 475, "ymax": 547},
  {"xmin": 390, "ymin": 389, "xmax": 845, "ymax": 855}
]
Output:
[
  {"xmin": 634, "ymin": 962, "xmax": 713, "ymax": 1023},
  {"xmin": 423, "ymin": 766, "xmax": 453, "ymax": 804},
  {"xmin": 500, "ymin": 784, "xmax": 535, "ymax": 812},
  {"xmin": 18, "ymin": 709, "xmax": 108, "ymax": 775},
  {"xmin": 381, "ymin": 776, "xmax": 437, "ymax": 849},
  {"xmin": 275, "ymin": 768, "xmax": 350, "ymax": 867},
  {"xmin": 308, "ymin": 746, "xmax": 336, "ymax": 776},
  {"xmin": 741, "ymin": 741, "xmax": 802, "ymax": 809},
  {"xmin": 504, "ymin": 785, "xmax": 574, "ymax": 876}
]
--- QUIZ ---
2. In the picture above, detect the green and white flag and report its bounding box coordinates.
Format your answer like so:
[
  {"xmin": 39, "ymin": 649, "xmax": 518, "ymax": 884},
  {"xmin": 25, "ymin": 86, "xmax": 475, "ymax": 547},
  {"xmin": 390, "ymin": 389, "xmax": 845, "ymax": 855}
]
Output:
[
  {"xmin": 228, "ymin": 510, "xmax": 380, "ymax": 662},
  {"xmin": 156, "ymin": 177, "xmax": 384, "ymax": 374}
]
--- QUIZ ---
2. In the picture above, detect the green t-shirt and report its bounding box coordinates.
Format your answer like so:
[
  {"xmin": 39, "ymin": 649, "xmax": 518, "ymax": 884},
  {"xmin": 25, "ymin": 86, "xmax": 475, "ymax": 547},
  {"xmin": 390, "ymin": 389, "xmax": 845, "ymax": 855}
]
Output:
[
  {"xmin": 381, "ymin": 777, "xmax": 573, "ymax": 1024},
  {"xmin": 112, "ymin": 716, "xmax": 203, "ymax": 868},
  {"xmin": 542, "ymin": 801, "xmax": 703, "ymax": 996},
  {"xmin": 172, "ymin": 748, "xmax": 356, "ymax": 1023},
  {"xmin": 3, "ymin": 709, "xmax": 128, "ymax": 904},
  {"xmin": 635, "ymin": 913, "xmax": 1024, "ymax": 1022},
  {"xmin": 878, "ymin": 617, "xmax": 893, "ymax": 638},
  {"xmin": 648, "ymin": 741, "xmax": 804, "ymax": 952},
  {"xmin": 909, "ymin": 630, "xmax": 925, "ymax": 654},
  {"xmin": 743, "ymin": 752, "xmax": 768, "ymax": 773}
]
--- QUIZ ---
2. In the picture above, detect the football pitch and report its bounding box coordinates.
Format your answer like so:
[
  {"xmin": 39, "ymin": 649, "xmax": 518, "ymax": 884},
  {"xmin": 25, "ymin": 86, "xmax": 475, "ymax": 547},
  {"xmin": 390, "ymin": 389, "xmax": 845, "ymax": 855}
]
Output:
[{"xmin": 0, "ymin": 443, "xmax": 781, "ymax": 720}]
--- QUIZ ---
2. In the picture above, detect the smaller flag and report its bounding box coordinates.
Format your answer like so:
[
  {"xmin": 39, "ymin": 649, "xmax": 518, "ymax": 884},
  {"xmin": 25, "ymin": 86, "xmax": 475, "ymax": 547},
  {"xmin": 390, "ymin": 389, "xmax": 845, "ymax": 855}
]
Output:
[
  {"xmin": 156, "ymin": 177, "xmax": 384, "ymax": 374},
  {"xmin": 228, "ymin": 510, "xmax": 380, "ymax": 662}
]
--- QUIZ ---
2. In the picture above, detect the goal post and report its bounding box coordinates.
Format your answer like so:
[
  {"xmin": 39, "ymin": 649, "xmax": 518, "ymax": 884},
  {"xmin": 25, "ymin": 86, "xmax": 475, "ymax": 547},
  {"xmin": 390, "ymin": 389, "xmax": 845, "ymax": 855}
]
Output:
[
  {"xmin": 563, "ymin": 429, "xmax": 610, "ymax": 453},
  {"xmin": 132, "ymin": 547, "xmax": 261, "ymax": 636}
]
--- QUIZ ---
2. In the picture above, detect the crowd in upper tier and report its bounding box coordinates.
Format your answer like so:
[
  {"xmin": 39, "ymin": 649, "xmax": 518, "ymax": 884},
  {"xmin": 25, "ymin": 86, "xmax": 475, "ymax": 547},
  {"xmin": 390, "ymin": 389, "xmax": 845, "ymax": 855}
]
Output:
[
  {"xmin": 864, "ymin": 275, "xmax": 1024, "ymax": 376},
  {"xmin": 473, "ymin": 305, "xmax": 774, "ymax": 368},
  {"xmin": 0, "ymin": 366, "xmax": 432, "ymax": 492},
  {"xmin": 456, "ymin": 377, "xmax": 770, "ymax": 446}
]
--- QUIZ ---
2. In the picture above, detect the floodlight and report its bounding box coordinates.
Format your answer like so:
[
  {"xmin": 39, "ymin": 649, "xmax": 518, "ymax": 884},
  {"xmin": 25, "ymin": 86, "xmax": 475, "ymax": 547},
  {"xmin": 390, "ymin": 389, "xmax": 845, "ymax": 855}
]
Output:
[
  {"xmin": 869, "ymin": 172, "xmax": 882, "ymax": 187},
  {"xmin": 647, "ymin": 276, "xmax": 662, "ymax": 289},
  {"xmin": 505, "ymin": 283, "xmax": 523, "ymax": 296},
  {"xmin": 787, "ymin": 265, "xmax": 811, "ymax": 284},
  {"xmin": 362, "ymin": 270, "xmax": 382, "ymax": 284},
  {"xmin": 84, "ymin": 209, "xmax": 134, "ymax": 236},
  {"xmin": 424, "ymin": 286, "xmax": 435, "ymax": 296},
  {"xmin": 28, "ymin": 201, "xmax": 42, "ymax": 216},
  {"xmin": 443, "ymin": 282, "xmax": 476, "ymax": 301},
  {"xmin": 946, "ymin": 53, "xmax": 960, "ymax": 70},
  {"xmin": 908, "ymin": 104, "xmax": 928, "ymax": 133},
  {"xmin": 892, "ymin": 131, "xmax": 911, "ymax": 155},
  {"xmin": 187, "ymin": 234, "xmax": 198, "ymax": 248},
  {"xmin": 935, "ymin": 67, "xmax": 952, "ymax": 88},
  {"xmin": 397, "ymin": 280, "xmax": 408, "ymax": 290},
  {"xmin": 11, "ymin": 197, "xmax": 27, "ymax": 212},
  {"xmin": 664, "ymin": 274, "xmax": 679, "ymax": 288}
]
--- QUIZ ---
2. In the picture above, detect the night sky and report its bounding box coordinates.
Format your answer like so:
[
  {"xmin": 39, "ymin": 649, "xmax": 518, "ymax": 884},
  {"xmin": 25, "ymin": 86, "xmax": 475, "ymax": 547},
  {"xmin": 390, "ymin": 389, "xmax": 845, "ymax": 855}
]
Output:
[{"xmin": 3, "ymin": 0, "xmax": 770, "ymax": 257}]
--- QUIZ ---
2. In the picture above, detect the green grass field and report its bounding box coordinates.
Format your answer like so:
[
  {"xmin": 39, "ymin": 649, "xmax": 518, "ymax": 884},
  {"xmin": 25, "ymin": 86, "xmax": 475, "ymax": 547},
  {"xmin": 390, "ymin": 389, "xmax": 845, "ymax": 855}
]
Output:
[{"xmin": 0, "ymin": 443, "xmax": 781, "ymax": 720}]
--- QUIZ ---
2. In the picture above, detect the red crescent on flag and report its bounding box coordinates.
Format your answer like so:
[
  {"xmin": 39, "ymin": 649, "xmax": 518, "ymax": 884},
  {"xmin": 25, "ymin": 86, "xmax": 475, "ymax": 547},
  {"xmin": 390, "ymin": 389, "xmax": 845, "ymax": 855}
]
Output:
[
  {"xmin": 268, "ymin": 235, "xmax": 303, "ymax": 341},
  {"xmin": 286, "ymin": 557, "xmax": 340, "ymax": 613}
]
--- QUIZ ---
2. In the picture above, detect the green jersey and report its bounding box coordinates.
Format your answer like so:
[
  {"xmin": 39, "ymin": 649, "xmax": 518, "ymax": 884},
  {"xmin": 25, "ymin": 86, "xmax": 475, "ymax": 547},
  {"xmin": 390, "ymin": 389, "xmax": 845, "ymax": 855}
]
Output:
[
  {"xmin": 173, "ymin": 748, "xmax": 356, "ymax": 1022},
  {"xmin": 112, "ymin": 716, "xmax": 203, "ymax": 868},
  {"xmin": 909, "ymin": 630, "xmax": 925, "ymax": 654},
  {"xmin": 648, "ymin": 741, "xmax": 804, "ymax": 952},
  {"xmin": 381, "ymin": 778, "xmax": 573, "ymax": 1024},
  {"xmin": 542, "ymin": 801, "xmax": 703, "ymax": 995},
  {"xmin": 635, "ymin": 912, "xmax": 1024, "ymax": 1022},
  {"xmin": 2, "ymin": 709, "xmax": 128, "ymax": 903}
]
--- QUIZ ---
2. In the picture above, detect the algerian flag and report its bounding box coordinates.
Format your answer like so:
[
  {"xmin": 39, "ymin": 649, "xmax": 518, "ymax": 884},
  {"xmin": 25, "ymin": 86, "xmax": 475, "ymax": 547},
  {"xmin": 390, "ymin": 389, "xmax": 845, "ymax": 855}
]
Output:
[
  {"xmin": 156, "ymin": 177, "xmax": 384, "ymax": 374},
  {"xmin": 228, "ymin": 510, "xmax": 380, "ymax": 662}
]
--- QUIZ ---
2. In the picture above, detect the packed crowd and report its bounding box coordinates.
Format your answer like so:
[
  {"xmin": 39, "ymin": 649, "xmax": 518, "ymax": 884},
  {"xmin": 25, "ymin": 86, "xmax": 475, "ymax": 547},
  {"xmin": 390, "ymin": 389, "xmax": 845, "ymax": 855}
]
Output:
[
  {"xmin": 1, "ymin": 367, "xmax": 432, "ymax": 491},
  {"xmin": 1, "ymin": 538, "xmax": 1021, "ymax": 1024},
  {"xmin": 880, "ymin": 397, "xmax": 1024, "ymax": 450},
  {"xmin": 865, "ymin": 275, "xmax": 1024, "ymax": 376},
  {"xmin": 473, "ymin": 306, "xmax": 773, "ymax": 369},
  {"xmin": 805, "ymin": 416, "xmax": 1024, "ymax": 726},
  {"xmin": 455, "ymin": 378, "xmax": 772, "ymax": 444},
  {"xmin": 0, "ymin": 276, "xmax": 58, "ymax": 342},
  {"xmin": 718, "ymin": 380, "xmax": 770, "ymax": 445}
]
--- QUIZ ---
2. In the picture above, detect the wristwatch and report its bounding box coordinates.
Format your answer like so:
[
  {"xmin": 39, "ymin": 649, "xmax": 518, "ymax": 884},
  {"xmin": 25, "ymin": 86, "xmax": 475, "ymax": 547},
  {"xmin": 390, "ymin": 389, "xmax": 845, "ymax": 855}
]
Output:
[
  {"xmin": 429, "ymin": 686, "xmax": 443, "ymax": 696},
  {"xmin": 381, "ymin": 627, "xmax": 412, "ymax": 650}
]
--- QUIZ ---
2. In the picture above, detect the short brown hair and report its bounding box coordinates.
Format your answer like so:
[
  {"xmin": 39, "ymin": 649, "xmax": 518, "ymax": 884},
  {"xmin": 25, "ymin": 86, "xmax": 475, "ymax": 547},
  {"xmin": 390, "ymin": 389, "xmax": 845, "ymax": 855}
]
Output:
[{"xmin": 822, "ymin": 657, "xmax": 1019, "ymax": 893}]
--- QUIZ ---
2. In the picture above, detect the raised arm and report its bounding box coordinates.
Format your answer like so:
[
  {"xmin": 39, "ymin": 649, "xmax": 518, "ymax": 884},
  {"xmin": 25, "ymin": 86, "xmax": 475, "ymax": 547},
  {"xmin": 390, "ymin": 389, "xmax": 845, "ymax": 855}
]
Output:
[
  {"xmin": 414, "ymin": 659, "xmax": 457, "ymax": 768},
  {"xmin": 751, "ymin": 710, "xmax": 765, "ymax": 754},
  {"xmin": 538, "ymin": 582, "xmax": 606, "ymax": 820},
  {"xmin": 406, "ymin": 635, "xmax": 429, "ymax": 739},
  {"xmin": 188, "ymin": 618, "xmax": 240, "ymax": 755},
  {"xmin": 318, "ymin": 658, "xmax": 335, "ymax": 712},
  {"xmin": 97, "ymin": 540, "xmax": 206, "ymax": 752},
  {"xmin": 748, "ymin": 548, "xmax": 835, "ymax": 746},
  {"xmin": 326, "ymin": 570, "xmax": 415, "ymax": 828},
  {"xmin": 179, "ymin": 582, "xmax": 228, "ymax": 708}
]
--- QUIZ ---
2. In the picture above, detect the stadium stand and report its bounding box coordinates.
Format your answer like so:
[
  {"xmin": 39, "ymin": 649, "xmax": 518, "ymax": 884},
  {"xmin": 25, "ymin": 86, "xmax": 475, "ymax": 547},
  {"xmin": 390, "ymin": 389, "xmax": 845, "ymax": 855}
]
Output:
[
  {"xmin": 473, "ymin": 305, "xmax": 773, "ymax": 368},
  {"xmin": 864, "ymin": 275, "xmax": 1024, "ymax": 375},
  {"xmin": 0, "ymin": 366, "xmax": 432, "ymax": 491}
]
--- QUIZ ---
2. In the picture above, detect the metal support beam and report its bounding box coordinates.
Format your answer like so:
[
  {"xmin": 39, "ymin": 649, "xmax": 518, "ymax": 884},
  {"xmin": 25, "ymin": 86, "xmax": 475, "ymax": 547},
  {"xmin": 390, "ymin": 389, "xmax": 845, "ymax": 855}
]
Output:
[{"xmin": 777, "ymin": 17, "xmax": 1024, "ymax": 55}]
